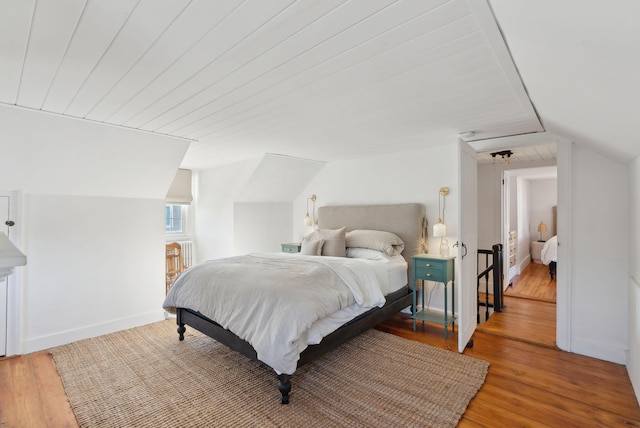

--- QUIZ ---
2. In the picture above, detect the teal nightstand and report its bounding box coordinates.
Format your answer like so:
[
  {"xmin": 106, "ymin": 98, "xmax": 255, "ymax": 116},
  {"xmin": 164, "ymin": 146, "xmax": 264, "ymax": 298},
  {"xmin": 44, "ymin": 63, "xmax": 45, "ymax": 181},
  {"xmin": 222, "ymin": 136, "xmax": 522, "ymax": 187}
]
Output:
[
  {"xmin": 411, "ymin": 254, "xmax": 456, "ymax": 337},
  {"xmin": 281, "ymin": 243, "xmax": 301, "ymax": 253}
]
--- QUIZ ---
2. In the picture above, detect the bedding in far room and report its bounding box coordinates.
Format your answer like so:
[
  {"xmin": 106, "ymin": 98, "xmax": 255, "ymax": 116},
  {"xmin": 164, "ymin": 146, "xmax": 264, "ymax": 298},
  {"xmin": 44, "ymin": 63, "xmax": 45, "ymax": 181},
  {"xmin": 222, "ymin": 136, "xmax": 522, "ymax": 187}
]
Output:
[{"xmin": 541, "ymin": 235, "xmax": 558, "ymax": 264}]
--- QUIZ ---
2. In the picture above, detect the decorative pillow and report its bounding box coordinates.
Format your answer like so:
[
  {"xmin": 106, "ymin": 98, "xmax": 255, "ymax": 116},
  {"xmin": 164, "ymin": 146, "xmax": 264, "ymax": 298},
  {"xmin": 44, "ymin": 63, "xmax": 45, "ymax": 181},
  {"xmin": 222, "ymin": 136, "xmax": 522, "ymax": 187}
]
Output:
[
  {"xmin": 300, "ymin": 238, "xmax": 324, "ymax": 256},
  {"xmin": 345, "ymin": 229, "xmax": 405, "ymax": 256},
  {"xmin": 304, "ymin": 227, "xmax": 347, "ymax": 257}
]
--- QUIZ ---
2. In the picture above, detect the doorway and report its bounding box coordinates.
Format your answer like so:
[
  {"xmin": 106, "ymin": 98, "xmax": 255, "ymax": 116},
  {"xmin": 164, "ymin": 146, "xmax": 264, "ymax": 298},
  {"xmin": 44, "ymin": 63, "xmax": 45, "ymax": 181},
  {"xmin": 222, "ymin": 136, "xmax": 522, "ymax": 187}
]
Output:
[{"xmin": 475, "ymin": 149, "xmax": 558, "ymax": 346}]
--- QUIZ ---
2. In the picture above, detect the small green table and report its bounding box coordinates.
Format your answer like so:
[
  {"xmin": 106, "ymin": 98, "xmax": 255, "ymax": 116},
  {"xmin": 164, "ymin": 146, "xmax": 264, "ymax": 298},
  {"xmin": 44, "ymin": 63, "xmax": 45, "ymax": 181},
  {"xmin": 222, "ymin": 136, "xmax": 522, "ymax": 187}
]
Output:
[
  {"xmin": 281, "ymin": 243, "xmax": 301, "ymax": 253},
  {"xmin": 411, "ymin": 254, "xmax": 456, "ymax": 337}
]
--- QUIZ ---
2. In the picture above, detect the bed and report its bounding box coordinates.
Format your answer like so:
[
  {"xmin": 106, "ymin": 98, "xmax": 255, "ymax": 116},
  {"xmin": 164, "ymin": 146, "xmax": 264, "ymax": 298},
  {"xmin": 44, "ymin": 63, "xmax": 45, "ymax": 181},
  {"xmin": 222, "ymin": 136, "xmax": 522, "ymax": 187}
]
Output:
[
  {"xmin": 541, "ymin": 235, "xmax": 557, "ymax": 279},
  {"xmin": 163, "ymin": 203, "xmax": 426, "ymax": 404}
]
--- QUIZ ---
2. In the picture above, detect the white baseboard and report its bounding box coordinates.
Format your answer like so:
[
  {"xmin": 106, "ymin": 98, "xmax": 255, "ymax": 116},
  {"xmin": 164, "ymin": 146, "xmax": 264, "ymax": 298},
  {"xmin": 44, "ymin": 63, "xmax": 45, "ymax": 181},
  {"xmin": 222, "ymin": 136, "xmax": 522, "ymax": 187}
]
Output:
[
  {"xmin": 571, "ymin": 336, "xmax": 627, "ymax": 365},
  {"xmin": 22, "ymin": 310, "xmax": 166, "ymax": 354}
]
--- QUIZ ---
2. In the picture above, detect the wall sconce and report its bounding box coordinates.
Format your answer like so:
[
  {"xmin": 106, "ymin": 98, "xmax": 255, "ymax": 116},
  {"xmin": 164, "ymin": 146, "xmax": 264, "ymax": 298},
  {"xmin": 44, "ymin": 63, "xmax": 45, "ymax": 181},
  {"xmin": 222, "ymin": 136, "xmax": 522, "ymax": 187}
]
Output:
[
  {"xmin": 433, "ymin": 187, "xmax": 449, "ymax": 256},
  {"xmin": 304, "ymin": 194, "xmax": 317, "ymax": 228},
  {"xmin": 490, "ymin": 149, "xmax": 513, "ymax": 164},
  {"xmin": 537, "ymin": 221, "xmax": 547, "ymax": 242}
]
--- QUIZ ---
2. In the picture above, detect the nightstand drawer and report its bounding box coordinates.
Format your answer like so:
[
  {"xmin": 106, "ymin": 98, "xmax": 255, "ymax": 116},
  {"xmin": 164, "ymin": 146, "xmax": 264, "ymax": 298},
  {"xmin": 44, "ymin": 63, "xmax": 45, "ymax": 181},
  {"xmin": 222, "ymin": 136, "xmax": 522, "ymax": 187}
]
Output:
[
  {"xmin": 281, "ymin": 243, "xmax": 301, "ymax": 253},
  {"xmin": 414, "ymin": 266, "xmax": 446, "ymax": 282},
  {"xmin": 414, "ymin": 259, "xmax": 446, "ymax": 271}
]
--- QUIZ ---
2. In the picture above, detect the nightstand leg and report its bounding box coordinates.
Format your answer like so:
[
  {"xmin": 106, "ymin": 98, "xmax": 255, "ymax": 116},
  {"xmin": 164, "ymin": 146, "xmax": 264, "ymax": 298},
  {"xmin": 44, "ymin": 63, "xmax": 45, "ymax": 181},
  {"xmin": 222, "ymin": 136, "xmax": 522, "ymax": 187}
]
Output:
[
  {"xmin": 421, "ymin": 280, "xmax": 425, "ymax": 328},
  {"xmin": 412, "ymin": 279, "xmax": 417, "ymax": 331},
  {"xmin": 451, "ymin": 280, "xmax": 455, "ymax": 335},
  {"xmin": 444, "ymin": 283, "xmax": 448, "ymax": 339}
]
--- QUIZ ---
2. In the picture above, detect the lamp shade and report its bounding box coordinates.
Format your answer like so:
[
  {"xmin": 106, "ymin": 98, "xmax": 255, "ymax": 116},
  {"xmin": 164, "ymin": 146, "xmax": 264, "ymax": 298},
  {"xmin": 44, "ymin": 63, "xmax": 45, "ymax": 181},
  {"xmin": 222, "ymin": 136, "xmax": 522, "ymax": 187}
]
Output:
[
  {"xmin": 537, "ymin": 221, "xmax": 547, "ymax": 233},
  {"xmin": 433, "ymin": 222, "xmax": 446, "ymax": 238}
]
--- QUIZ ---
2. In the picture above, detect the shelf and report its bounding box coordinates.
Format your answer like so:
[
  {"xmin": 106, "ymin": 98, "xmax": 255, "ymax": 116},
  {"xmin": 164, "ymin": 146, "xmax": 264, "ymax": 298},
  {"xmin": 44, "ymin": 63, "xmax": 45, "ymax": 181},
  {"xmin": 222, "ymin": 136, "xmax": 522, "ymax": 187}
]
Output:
[{"xmin": 413, "ymin": 309, "xmax": 455, "ymax": 327}]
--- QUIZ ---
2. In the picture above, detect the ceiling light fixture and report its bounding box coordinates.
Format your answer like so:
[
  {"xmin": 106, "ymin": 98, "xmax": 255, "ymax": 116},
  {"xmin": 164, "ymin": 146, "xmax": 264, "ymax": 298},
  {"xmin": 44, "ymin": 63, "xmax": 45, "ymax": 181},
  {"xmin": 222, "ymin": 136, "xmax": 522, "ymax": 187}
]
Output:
[{"xmin": 490, "ymin": 149, "xmax": 513, "ymax": 164}]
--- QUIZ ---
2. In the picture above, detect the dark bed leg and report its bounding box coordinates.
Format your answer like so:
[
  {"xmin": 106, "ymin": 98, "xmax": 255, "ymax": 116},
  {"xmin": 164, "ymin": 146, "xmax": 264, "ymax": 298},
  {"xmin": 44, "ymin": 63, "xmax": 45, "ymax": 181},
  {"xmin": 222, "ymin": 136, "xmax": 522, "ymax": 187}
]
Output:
[
  {"xmin": 176, "ymin": 310, "xmax": 186, "ymax": 341},
  {"xmin": 549, "ymin": 261, "xmax": 556, "ymax": 280},
  {"xmin": 277, "ymin": 374, "xmax": 291, "ymax": 405}
]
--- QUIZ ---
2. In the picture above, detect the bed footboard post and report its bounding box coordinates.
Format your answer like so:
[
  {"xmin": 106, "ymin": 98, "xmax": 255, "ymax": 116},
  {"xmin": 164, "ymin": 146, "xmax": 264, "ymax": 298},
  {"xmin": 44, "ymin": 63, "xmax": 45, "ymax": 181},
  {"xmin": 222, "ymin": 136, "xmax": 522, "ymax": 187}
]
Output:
[
  {"xmin": 277, "ymin": 374, "xmax": 291, "ymax": 404},
  {"xmin": 176, "ymin": 310, "xmax": 186, "ymax": 341}
]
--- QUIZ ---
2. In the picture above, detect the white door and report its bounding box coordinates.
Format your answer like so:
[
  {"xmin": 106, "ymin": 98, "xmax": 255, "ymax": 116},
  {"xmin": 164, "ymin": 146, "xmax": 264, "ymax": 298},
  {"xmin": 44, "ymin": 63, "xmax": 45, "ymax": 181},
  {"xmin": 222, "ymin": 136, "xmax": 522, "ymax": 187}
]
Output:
[
  {"xmin": 457, "ymin": 142, "xmax": 478, "ymax": 352},
  {"xmin": 0, "ymin": 195, "xmax": 9, "ymax": 356}
]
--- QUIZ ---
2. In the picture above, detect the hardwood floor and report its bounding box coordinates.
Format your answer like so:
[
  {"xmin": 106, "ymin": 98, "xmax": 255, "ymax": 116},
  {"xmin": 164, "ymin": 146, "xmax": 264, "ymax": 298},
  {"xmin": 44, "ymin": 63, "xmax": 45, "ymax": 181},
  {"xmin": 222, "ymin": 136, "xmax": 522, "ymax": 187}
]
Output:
[
  {"xmin": 477, "ymin": 261, "xmax": 557, "ymax": 348},
  {"xmin": 506, "ymin": 262, "xmax": 557, "ymax": 302},
  {"xmin": 0, "ymin": 353, "xmax": 77, "ymax": 427},
  {"xmin": 1, "ymin": 266, "xmax": 639, "ymax": 427}
]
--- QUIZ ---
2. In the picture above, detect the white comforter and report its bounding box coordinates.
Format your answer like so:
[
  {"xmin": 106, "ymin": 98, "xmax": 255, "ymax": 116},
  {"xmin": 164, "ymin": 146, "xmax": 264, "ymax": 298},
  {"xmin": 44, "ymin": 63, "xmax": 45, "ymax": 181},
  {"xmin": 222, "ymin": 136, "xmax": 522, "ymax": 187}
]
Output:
[
  {"xmin": 163, "ymin": 253, "xmax": 388, "ymax": 374},
  {"xmin": 541, "ymin": 235, "xmax": 558, "ymax": 264}
]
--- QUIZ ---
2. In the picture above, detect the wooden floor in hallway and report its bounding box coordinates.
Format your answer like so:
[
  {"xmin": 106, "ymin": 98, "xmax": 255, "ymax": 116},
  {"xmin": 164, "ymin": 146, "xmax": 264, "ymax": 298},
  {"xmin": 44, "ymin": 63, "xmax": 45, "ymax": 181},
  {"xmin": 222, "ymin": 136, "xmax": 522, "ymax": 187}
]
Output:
[{"xmin": 476, "ymin": 261, "xmax": 557, "ymax": 348}]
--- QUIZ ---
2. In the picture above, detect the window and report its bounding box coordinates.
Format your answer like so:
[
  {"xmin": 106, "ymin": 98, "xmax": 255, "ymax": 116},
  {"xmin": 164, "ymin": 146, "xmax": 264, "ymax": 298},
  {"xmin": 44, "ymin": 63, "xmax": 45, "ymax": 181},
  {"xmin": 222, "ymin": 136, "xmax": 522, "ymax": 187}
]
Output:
[{"xmin": 165, "ymin": 204, "xmax": 184, "ymax": 234}]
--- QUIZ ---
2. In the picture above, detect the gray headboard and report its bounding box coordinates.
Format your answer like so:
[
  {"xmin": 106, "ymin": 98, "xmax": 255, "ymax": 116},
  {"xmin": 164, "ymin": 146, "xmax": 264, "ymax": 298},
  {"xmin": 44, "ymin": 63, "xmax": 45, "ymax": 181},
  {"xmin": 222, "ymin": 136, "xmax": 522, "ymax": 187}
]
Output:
[{"xmin": 317, "ymin": 203, "xmax": 427, "ymax": 278}]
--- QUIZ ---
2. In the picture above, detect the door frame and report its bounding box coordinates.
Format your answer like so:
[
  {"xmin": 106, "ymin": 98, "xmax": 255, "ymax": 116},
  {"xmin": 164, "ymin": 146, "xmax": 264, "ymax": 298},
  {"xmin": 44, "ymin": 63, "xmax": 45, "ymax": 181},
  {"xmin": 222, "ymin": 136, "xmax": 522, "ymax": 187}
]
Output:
[
  {"xmin": 469, "ymin": 132, "xmax": 572, "ymax": 352},
  {"xmin": 0, "ymin": 190, "xmax": 23, "ymax": 356}
]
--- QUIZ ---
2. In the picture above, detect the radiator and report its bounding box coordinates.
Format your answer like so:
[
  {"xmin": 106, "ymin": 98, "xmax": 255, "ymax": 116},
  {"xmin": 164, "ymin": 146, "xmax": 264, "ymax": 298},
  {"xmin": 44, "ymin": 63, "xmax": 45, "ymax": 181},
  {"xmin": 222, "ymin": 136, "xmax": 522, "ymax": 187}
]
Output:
[{"xmin": 175, "ymin": 240, "xmax": 194, "ymax": 267}]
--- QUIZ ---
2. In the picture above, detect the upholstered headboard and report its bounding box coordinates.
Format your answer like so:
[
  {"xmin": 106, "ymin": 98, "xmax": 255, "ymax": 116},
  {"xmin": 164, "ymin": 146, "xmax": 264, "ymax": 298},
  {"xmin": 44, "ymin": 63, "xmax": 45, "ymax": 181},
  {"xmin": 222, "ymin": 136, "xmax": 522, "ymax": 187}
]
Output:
[{"xmin": 317, "ymin": 203, "xmax": 427, "ymax": 278}]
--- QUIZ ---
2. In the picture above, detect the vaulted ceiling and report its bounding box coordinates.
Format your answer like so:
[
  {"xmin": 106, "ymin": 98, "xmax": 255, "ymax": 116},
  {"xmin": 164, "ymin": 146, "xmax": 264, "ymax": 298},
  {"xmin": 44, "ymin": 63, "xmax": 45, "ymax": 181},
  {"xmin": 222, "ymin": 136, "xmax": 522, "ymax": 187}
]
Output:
[{"xmin": 1, "ymin": 0, "xmax": 637, "ymax": 169}]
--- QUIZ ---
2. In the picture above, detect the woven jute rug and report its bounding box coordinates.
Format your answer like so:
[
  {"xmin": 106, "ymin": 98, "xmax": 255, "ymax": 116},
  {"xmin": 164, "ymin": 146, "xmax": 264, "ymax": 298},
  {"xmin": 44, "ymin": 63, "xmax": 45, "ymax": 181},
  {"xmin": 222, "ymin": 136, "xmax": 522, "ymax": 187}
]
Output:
[{"xmin": 50, "ymin": 320, "xmax": 488, "ymax": 427}]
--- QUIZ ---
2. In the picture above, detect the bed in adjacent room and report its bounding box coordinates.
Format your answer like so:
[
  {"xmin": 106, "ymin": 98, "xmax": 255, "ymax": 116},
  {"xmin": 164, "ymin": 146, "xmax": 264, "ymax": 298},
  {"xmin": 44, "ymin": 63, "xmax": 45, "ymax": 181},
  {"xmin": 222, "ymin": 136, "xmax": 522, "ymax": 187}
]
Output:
[
  {"xmin": 163, "ymin": 203, "xmax": 426, "ymax": 404},
  {"xmin": 541, "ymin": 235, "xmax": 557, "ymax": 279}
]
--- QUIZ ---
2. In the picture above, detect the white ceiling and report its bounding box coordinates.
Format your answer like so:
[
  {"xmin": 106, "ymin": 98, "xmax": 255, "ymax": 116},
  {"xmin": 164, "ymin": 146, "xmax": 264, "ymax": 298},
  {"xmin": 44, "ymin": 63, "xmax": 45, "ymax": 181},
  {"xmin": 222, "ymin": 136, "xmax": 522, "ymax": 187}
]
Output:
[
  {"xmin": 1, "ymin": 0, "xmax": 637, "ymax": 169},
  {"xmin": 489, "ymin": 0, "xmax": 640, "ymax": 164}
]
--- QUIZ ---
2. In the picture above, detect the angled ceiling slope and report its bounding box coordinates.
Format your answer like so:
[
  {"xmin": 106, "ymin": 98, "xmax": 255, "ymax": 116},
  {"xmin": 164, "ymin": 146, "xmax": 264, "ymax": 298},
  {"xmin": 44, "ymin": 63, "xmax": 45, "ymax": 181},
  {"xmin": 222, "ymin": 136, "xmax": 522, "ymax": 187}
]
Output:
[
  {"xmin": 1, "ymin": 0, "xmax": 542, "ymax": 169},
  {"xmin": 489, "ymin": 0, "xmax": 640, "ymax": 164}
]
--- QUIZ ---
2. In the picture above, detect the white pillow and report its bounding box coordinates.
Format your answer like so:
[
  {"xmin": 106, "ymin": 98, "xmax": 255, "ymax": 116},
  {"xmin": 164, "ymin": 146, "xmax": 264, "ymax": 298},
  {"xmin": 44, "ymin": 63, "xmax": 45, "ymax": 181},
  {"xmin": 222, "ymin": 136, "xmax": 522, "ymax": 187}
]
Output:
[
  {"xmin": 346, "ymin": 247, "xmax": 406, "ymax": 263},
  {"xmin": 301, "ymin": 238, "xmax": 324, "ymax": 256},
  {"xmin": 346, "ymin": 247, "xmax": 392, "ymax": 260},
  {"xmin": 345, "ymin": 229, "xmax": 405, "ymax": 256}
]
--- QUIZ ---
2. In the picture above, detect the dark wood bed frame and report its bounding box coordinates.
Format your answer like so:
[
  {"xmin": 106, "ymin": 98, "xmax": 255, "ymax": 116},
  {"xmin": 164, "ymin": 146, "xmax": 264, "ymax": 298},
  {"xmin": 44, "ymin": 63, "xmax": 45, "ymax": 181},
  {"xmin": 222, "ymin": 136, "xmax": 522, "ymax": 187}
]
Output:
[
  {"xmin": 175, "ymin": 286, "xmax": 412, "ymax": 404},
  {"xmin": 173, "ymin": 202, "xmax": 425, "ymax": 404}
]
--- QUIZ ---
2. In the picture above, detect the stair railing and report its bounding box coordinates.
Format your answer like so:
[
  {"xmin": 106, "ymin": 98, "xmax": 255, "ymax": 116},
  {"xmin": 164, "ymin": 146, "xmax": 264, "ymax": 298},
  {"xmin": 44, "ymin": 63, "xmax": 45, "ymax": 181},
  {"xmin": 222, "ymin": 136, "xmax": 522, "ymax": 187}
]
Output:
[{"xmin": 477, "ymin": 244, "xmax": 504, "ymax": 323}]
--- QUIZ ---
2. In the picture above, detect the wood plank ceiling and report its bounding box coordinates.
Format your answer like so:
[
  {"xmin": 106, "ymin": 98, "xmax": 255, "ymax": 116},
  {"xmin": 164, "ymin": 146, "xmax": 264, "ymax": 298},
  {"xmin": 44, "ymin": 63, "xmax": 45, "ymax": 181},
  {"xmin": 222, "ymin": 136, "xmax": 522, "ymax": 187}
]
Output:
[{"xmin": 0, "ymin": 0, "xmax": 544, "ymax": 169}]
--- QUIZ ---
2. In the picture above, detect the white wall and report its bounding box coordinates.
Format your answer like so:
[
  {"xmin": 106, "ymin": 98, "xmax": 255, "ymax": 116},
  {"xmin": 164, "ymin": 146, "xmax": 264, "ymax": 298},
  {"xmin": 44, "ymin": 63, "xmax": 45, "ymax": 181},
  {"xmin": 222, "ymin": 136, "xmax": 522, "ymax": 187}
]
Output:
[
  {"xmin": 195, "ymin": 154, "xmax": 324, "ymax": 262},
  {"xmin": 628, "ymin": 156, "xmax": 640, "ymax": 401},
  {"xmin": 0, "ymin": 104, "xmax": 187, "ymax": 199},
  {"xmin": 0, "ymin": 105, "xmax": 189, "ymax": 354},
  {"xmin": 569, "ymin": 145, "xmax": 629, "ymax": 364},
  {"xmin": 516, "ymin": 176, "xmax": 531, "ymax": 273},
  {"xmin": 529, "ymin": 179, "xmax": 557, "ymax": 241},
  {"xmin": 195, "ymin": 158, "xmax": 262, "ymax": 261},
  {"xmin": 234, "ymin": 202, "xmax": 292, "ymax": 254},
  {"xmin": 22, "ymin": 195, "xmax": 166, "ymax": 352}
]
